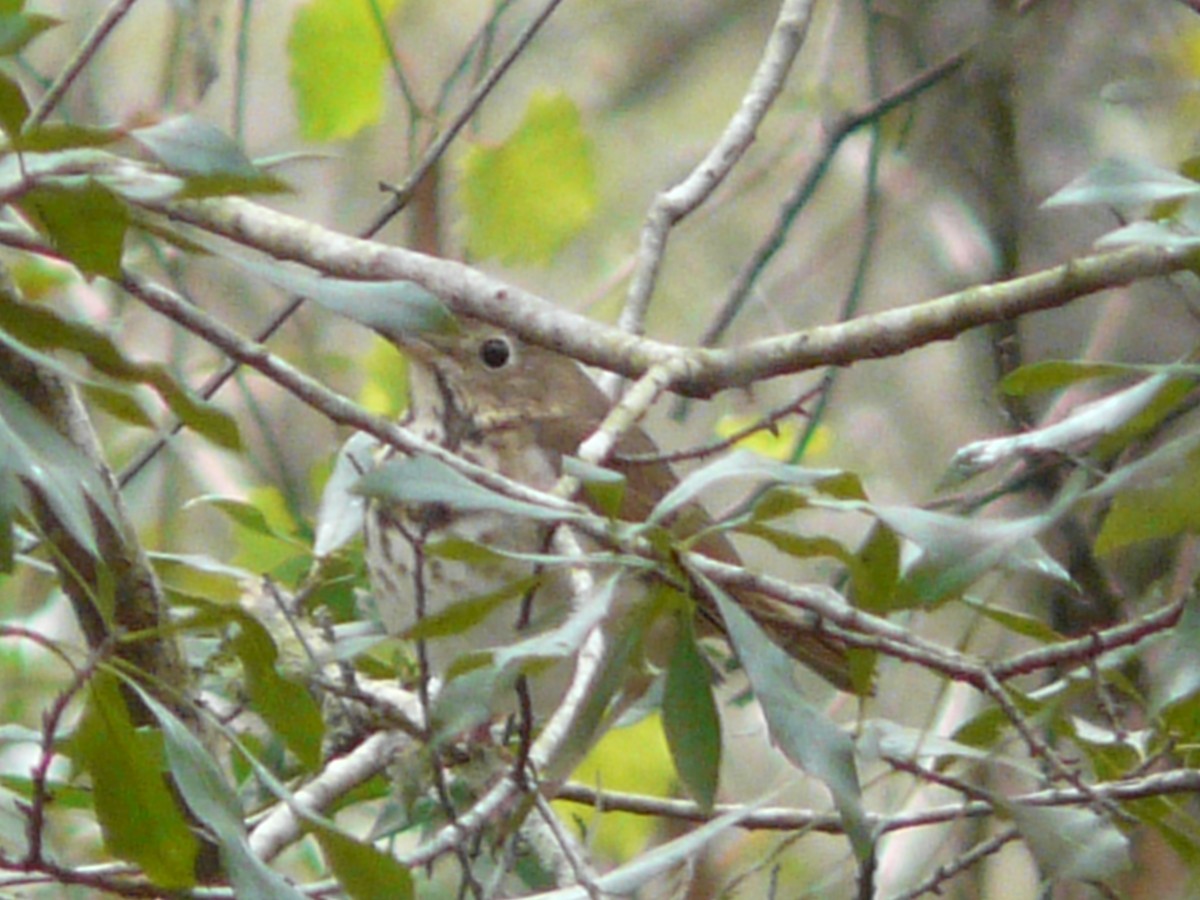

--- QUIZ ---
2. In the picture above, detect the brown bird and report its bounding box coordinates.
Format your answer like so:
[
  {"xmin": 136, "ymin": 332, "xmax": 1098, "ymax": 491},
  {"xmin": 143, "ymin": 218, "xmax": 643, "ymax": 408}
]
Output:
[{"xmin": 362, "ymin": 315, "xmax": 851, "ymax": 719}]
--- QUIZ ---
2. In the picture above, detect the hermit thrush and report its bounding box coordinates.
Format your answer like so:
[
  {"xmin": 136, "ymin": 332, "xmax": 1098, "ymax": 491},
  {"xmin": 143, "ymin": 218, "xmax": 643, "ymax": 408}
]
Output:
[{"xmin": 362, "ymin": 314, "xmax": 851, "ymax": 719}]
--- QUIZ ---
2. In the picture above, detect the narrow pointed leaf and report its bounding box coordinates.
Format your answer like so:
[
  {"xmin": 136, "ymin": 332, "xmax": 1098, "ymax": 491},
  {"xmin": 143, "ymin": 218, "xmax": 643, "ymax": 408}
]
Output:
[
  {"xmin": 312, "ymin": 823, "xmax": 414, "ymax": 900},
  {"xmin": 132, "ymin": 687, "xmax": 309, "ymax": 900},
  {"xmin": 355, "ymin": 454, "xmax": 579, "ymax": 522},
  {"xmin": 73, "ymin": 673, "xmax": 198, "ymax": 888},
  {"xmin": 697, "ymin": 571, "xmax": 869, "ymax": 857},
  {"xmin": 662, "ymin": 620, "xmax": 721, "ymax": 810}
]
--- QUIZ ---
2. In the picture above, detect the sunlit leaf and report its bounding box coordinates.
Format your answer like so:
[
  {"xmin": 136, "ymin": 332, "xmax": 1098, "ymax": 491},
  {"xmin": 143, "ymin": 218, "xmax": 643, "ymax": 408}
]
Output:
[
  {"xmin": 314, "ymin": 432, "xmax": 378, "ymax": 557},
  {"xmin": 558, "ymin": 713, "xmax": 674, "ymax": 861},
  {"xmin": 460, "ymin": 91, "xmax": 596, "ymax": 264},
  {"xmin": 714, "ymin": 413, "xmax": 810, "ymax": 461},
  {"xmin": 288, "ymin": 0, "xmax": 401, "ymax": 141}
]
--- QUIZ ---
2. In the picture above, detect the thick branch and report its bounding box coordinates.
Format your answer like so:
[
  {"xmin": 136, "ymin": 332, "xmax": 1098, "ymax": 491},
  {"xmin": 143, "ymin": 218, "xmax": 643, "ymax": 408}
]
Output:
[
  {"xmin": 0, "ymin": 281, "xmax": 192, "ymax": 727},
  {"xmin": 140, "ymin": 193, "xmax": 1194, "ymax": 396}
]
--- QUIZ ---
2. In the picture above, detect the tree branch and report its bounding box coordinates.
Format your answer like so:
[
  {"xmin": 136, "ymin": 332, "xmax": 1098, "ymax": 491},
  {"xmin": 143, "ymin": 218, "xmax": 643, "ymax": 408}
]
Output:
[{"xmin": 139, "ymin": 192, "xmax": 1194, "ymax": 396}]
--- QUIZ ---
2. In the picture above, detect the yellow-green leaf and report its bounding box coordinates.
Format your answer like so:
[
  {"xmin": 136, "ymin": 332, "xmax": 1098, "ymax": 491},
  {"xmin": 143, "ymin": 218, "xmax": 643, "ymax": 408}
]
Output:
[
  {"xmin": 288, "ymin": 0, "xmax": 400, "ymax": 142},
  {"xmin": 460, "ymin": 91, "xmax": 596, "ymax": 264}
]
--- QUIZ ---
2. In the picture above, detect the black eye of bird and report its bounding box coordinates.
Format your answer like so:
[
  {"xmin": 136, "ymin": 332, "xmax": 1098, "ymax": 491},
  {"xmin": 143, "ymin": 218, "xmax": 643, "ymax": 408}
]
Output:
[{"xmin": 479, "ymin": 336, "xmax": 512, "ymax": 369}]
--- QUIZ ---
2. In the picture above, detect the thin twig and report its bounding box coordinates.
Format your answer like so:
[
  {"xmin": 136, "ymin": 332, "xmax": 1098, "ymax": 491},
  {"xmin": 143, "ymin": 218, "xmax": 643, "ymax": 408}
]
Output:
[
  {"xmin": 27, "ymin": 0, "xmax": 143, "ymax": 128},
  {"xmin": 698, "ymin": 46, "xmax": 968, "ymax": 351},
  {"xmin": 619, "ymin": 0, "xmax": 818, "ymax": 338},
  {"xmin": 366, "ymin": 0, "xmax": 571, "ymax": 236}
]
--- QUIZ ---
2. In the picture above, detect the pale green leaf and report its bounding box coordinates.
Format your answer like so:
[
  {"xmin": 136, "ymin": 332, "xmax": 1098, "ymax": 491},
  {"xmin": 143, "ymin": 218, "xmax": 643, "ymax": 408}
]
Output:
[
  {"xmin": 131, "ymin": 115, "xmax": 290, "ymax": 196},
  {"xmin": 698, "ymin": 571, "xmax": 869, "ymax": 859},
  {"xmin": 460, "ymin": 91, "xmax": 596, "ymax": 264},
  {"xmin": 1043, "ymin": 158, "xmax": 1200, "ymax": 209},
  {"xmin": 288, "ymin": 0, "xmax": 401, "ymax": 141},
  {"xmin": 355, "ymin": 454, "xmax": 580, "ymax": 522}
]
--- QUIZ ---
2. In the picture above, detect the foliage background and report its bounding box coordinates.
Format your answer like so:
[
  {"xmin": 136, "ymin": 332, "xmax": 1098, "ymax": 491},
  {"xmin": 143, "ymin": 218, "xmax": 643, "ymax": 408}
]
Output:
[{"xmin": 3, "ymin": 0, "xmax": 1200, "ymax": 898}]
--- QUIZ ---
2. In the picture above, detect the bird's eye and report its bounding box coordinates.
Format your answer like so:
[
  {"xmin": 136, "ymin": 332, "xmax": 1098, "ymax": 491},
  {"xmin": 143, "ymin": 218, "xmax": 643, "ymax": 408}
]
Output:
[{"xmin": 479, "ymin": 336, "xmax": 512, "ymax": 369}]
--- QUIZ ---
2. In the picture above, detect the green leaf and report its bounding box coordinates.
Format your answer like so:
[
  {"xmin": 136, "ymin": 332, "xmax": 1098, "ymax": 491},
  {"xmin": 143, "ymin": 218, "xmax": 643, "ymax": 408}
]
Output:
[
  {"xmin": 402, "ymin": 574, "xmax": 538, "ymax": 641},
  {"xmin": 1000, "ymin": 360, "xmax": 1146, "ymax": 396},
  {"xmin": 19, "ymin": 180, "xmax": 127, "ymax": 278},
  {"xmin": 0, "ymin": 294, "xmax": 240, "ymax": 449},
  {"xmin": 80, "ymin": 381, "xmax": 155, "ymax": 429},
  {"xmin": 1008, "ymin": 804, "xmax": 1131, "ymax": 883},
  {"xmin": 288, "ymin": 0, "xmax": 401, "ymax": 141},
  {"xmin": 1096, "ymin": 446, "xmax": 1200, "ymax": 555},
  {"xmin": 1043, "ymin": 157, "xmax": 1200, "ymax": 209},
  {"xmin": 130, "ymin": 115, "xmax": 290, "ymax": 196},
  {"xmin": 564, "ymin": 455, "xmax": 627, "ymax": 519},
  {"xmin": 848, "ymin": 522, "xmax": 900, "ymax": 613},
  {"xmin": 662, "ymin": 620, "xmax": 721, "ymax": 810},
  {"xmin": 875, "ymin": 502, "xmax": 1072, "ymax": 608},
  {"xmin": 959, "ymin": 596, "xmax": 1064, "ymax": 643},
  {"xmin": 952, "ymin": 373, "xmax": 1191, "ymax": 480},
  {"xmin": 311, "ymin": 823, "xmax": 414, "ymax": 900},
  {"xmin": 460, "ymin": 91, "xmax": 596, "ymax": 264},
  {"xmin": 73, "ymin": 672, "xmax": 198, "ymax": 888},
  {"xmin": 10, "ymin": 122, "xmax": 121, "ymax": 152},
  {"xmin": 355, "ymin": 454, "xmax": 581, "ymax": 522},
  {"xmin": 737, "ymin": 522, "xmax": 853, "ymax": 565},
  {"xmin": 132, "ymin": 687, "xmax": 310, "ymax": 900},
  {"xmin": 646, "ymin": 450, "xmax": 851, "ymax": 530},
  {"xmin": 0, "ymin": 378, "xmax": 117, "ymax": 559},
  {"xmin": 0, "ymin": 69, "xmax": 27, "ymax": 137},
  {"xmin": 229, "ymin": 611, "xmax": 324, "ymax": 770},
  {"xmin": 698, "ymin": 570, "xmax": 870, "ymax": 859},
  {"xmin": 0, "ymin": 10, "xmax": 58, "ymax": 56}
]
